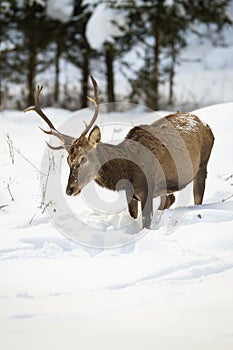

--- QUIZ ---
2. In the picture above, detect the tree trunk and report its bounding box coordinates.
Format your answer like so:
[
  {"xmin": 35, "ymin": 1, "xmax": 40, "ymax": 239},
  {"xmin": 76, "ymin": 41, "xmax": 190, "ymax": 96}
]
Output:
[
  {"xmin": 27, "ymin": 33, "xmax": 36, "ymax": 106},
  {"xmin": 105, "ymin": 42, "xmax": 115, "ymax": 107},
  {"xmin": 81, "ymin": 51, "xmax": 89, "ymax": 108},
  {"xmin": 54, "ymin": 40, "xmax": 61, "ymax": 105},
  {"xmin": 168, "ymin": 42, "xmax": 176, "ymax": 105},
  {"xmin": 153, "ymin": 27, "xmax": 160, "ymax": 110}
]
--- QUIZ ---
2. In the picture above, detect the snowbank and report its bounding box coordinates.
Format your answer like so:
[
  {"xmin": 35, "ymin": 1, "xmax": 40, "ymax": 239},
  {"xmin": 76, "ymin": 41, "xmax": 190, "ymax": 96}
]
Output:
[{"xmin": 0, "ymin": 102, "xmax": 233, "ymax": 349}]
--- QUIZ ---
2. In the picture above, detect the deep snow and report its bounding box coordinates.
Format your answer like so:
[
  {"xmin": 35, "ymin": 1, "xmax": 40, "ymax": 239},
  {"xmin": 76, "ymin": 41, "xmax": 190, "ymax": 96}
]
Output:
[{"xmin": 0, "ymin": 102, "xmax": 233, "ymax": 349}]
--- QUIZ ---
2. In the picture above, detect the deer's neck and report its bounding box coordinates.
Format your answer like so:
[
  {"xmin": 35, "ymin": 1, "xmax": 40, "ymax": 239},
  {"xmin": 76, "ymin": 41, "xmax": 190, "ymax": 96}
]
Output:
[{"xmin": 94, "ymin": 142, "xmax": 132, "ymax": 191}]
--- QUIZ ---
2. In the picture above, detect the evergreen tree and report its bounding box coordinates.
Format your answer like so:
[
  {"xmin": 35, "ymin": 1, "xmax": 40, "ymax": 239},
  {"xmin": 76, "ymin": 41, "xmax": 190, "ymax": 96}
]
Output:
[
  {"xmin": 65, "ymin": 0, "xmax": 96, "ymax": 108},
  {"xmin": 1, "ymin": 0, "xmax": 232, "ymax": 110},
  {"xmin": 88, "ymin": 1, "xmax": 135, "ymax": 106},
  {"xmin": 1, "ymin": 0, "xmax": 51, "ymax": 106},
  {"xmin": 110, "ymin": 0, "xmax": 232, "ymax": 109},
  {"xmin": 0, "ymin": 0, "xmax": 25, "ymax": 107}
]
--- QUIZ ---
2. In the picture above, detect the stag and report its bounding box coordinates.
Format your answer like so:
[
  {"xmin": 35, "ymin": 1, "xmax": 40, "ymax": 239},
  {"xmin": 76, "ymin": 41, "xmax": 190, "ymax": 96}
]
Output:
[{"xmin": 24, "ymin": 77, "xmax": 214, "ymax": 228}]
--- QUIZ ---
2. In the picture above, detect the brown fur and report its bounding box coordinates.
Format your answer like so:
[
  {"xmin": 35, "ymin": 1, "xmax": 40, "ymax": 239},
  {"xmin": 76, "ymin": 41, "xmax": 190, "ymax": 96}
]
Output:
[
  {"xmin": 25, "ymin": 80, "xmax": 214, "ymax": 229},
  {"xmin": 66, "ymin": 111, "xmax": 214, "ymax": 229}
]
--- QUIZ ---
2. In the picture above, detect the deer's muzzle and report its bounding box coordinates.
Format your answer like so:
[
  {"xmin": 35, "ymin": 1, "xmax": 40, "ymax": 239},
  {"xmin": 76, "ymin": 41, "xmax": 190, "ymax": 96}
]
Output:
[{"xmin": 66, "ymin": 185, "xmax": 81, "ymax": 196}]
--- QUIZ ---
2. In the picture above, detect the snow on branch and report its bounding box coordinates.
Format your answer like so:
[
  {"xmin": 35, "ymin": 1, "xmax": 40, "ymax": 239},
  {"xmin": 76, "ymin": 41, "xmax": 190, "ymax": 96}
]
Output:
[
  {"xmin": 86, "ymin": 3, "xmax": 128, "ymax": 50},
  {"xmin": 46, "ymin": 0, "xmax": 74, "ymax": 23}
]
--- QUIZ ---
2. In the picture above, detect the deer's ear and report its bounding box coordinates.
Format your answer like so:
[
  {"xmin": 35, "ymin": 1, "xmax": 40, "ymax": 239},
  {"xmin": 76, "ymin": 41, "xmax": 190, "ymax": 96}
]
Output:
[{"xmin": 88, "ymin": 126, "xmax": 101, "ymax": 146}]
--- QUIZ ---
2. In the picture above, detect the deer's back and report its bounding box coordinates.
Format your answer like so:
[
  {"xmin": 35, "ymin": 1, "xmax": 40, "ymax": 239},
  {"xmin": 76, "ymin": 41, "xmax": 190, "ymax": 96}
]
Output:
[{"xmin": 125, "ymin": 112, "xmax": 214, "ymax": 190}]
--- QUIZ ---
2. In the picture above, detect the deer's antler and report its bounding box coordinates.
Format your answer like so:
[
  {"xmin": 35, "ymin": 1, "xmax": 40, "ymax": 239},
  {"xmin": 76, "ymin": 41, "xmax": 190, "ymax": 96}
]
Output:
[
  {"xmin": 79, "ymin": 76, "xmax": 99, "ymax": 141},
  {"xmin": 24, "ymin": 86, "xmax": 56, "ymax": 129},
  {"xmin": 24, "ymin": 85, "xmax": 74, "ymax": 150},
  {"xmin": 24, "ymin": 77, "xmax": 99, "ymax": 150}
]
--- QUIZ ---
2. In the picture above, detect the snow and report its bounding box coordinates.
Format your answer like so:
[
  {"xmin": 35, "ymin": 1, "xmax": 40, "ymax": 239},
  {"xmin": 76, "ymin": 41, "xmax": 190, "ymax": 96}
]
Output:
[
  {"xmin": 46, "ymin": 0, "xmax": 74, "ymax": 23},
  {"xmin": 164, "ymin": 0, "xmax": 174, "ymax": 6},
  {"xmin": 0, "ymin": 102, "xmax": 233, "ymax": 349},
  {"xmin": 0, "ymin": 40, "xmax": 15, "ymax": 53},
  {"xmin": 87, "ymin": 1, "xmax": 233, "ymax": 108},
  {"xmin": 29, "ymin": 0, "xmax": 46, "ymax": 7},
  {"xmin": 86, "ymin": 3, "xmax": 128, "ymax": 50},
  {"xmin": 17, "ymin": 0, "xmax": 46, "ymax": 7}
]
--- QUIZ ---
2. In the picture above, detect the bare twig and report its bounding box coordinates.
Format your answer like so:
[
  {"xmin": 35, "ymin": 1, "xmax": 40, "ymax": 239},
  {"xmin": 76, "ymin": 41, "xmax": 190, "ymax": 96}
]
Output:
[
  {"xmin": 6, "ymin": 134, "xmax": 14, "ymax": 164},
  {"xmin": 41, "ymin": 200, "xmax": 54, "ymax": 214},
  {"xmin": 0, "ymin": 204, "xmax": 8, "ymax": 209},
  {"xmin": 28, "ymin": 213, "xmax": 36, "ymax": 225},
  {"xmin": 6, "ymin": 178, "xmax": 15, "ymax": 201},
  {"xmin": 222, "ymin": 173, "xmax": 233, "ymax": 202},
  {"xmin": 222, "ymin": 194, "xmax": 233, "ymax": 202},
  {"xmin": 40, "ymin": 151, "xmax": 55, "ymax": 210},
  {"xmin": 15, "ymin": 148, "xmax": 44, "ymax": 175},
  {"xmin": 225, "ymin": 173, "xmax": 233, "ymax": 181}
]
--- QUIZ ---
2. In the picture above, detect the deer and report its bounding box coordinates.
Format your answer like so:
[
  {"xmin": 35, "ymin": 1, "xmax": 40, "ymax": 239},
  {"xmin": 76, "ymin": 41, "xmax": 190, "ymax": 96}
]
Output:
[{"xmin": 24, "ymin": 76, "xmax": 214, "ymax": 229}]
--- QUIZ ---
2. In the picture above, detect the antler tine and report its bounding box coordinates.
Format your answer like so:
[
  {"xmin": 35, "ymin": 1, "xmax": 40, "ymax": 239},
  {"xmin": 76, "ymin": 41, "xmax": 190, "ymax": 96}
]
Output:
[
  {"xmin": 45, "ymin": 141, "xmax": 64, "ymax": 151},
  {"xmin": 24, "ymin": 85, "xmax": 77, "ymax": 150},
  {"xmin": 38, "ymin": 126, "xmax": 65, "ymax": 143},
  {"xmin": 89, "ymin": 75, "xmax": 99, "ymax": 105},
  {"xmin": 24, "ymin": 85, "xmax": 56, "ymax": 131},
  {"xmin": 38, "ymin": 126, "xmax": 75, "ymax": 152},
  {"xmin": 79, "ymin": 76, "xmax": 99, "ymax": 139}
]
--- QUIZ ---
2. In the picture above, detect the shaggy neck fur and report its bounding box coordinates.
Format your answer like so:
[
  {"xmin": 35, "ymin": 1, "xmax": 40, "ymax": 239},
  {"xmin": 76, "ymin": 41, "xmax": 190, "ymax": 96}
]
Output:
[{"xmin": 94, "ymin": 141, "xmax": 135, "ymax": 191}]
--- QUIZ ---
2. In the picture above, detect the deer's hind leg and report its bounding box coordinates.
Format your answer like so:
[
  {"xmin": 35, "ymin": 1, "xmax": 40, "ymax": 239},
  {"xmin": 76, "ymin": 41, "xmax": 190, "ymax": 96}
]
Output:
[
  {"xmin": 140, "ymin": 193, "xmax": 153, "ymax": 229},
  {"xmin": 126, "ymin": 190, "xmax": 138, "ymax": 219},
  {"xmin": 158, "ymin": 194, "xmax": 175, "ymax": 210},
  {"xmin": 193, "ymin": 164, "xmax": 208, "ymax": 205},
  {"xmin": 193, "ymin": 139, "xmax": 213, "ymax": 205},
  {"xmin": 128, "ymin": 198, "xmax": 138, "ymax": 219}
]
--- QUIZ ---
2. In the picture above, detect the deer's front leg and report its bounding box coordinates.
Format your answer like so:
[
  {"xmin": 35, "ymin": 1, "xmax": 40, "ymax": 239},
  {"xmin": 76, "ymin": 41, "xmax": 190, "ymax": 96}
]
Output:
[
  {"xmin": 140, "ymin": 193, "xmax": 153, "ymax": 229},
  {"xmin": 126, "ymin": 190, "xmax": 138, "ymax": 219},
  {"xmin": 128, "ymin": 199, "xmax": 138, "ymax": 219}
]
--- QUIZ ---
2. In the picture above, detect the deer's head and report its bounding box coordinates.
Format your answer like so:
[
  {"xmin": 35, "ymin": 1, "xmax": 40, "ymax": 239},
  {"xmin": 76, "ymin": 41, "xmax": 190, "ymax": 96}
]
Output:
[{"xmin": 24, "ymin": 76, "xmax": 101, "ymax": 196}]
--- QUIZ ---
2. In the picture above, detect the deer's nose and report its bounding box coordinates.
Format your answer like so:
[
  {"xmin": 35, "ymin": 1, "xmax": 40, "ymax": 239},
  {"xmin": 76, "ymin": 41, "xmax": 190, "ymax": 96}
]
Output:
[{"xmin": 66, "ymin": 187, "xmax": 74, "ymax": 196}]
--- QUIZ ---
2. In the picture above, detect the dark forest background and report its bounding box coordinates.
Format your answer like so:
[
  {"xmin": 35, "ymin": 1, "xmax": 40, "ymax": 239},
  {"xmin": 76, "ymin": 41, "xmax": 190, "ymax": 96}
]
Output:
[{"xmin": 1, "ymin": 0, "xmax": 232, "ymax": 111}]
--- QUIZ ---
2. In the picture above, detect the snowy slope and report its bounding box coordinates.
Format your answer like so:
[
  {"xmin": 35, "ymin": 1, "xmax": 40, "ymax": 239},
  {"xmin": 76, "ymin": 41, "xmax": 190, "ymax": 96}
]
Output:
[{"xmin": 0, "ymin": 103, "xmax": 233, "ymax": 350}]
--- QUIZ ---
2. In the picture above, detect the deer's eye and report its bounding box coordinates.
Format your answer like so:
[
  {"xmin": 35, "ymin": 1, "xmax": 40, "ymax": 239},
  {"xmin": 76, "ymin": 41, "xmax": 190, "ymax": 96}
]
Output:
[{"xmin": 80, "ymin": 157, "xmax": 87, "ymax": 165}]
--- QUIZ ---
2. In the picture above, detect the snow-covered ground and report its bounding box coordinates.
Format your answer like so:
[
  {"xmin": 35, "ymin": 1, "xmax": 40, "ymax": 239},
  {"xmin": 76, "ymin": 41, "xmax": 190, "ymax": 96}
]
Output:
[{"xmin": 0, "ymin": 102, "xmax": 233, "ymax": 349}]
